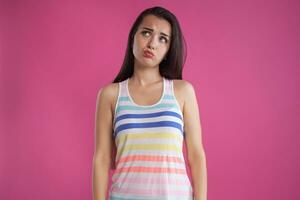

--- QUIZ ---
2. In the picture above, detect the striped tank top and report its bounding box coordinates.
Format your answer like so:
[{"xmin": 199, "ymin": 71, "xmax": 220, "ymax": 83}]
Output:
[{"xmin": 109, "ymin": 77, "xmax": 194, "ymax": 200}]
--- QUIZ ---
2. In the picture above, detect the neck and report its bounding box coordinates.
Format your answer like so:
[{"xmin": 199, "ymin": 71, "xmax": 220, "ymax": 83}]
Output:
[{"xmin": 131, "ymin": 63, "xmax": 162, "ymax": 86}]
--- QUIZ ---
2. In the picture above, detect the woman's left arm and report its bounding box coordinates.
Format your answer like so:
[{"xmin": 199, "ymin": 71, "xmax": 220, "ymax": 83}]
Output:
[{"xmin": 182, "ymin": 81, "xmax": 207, "ymax": 200}]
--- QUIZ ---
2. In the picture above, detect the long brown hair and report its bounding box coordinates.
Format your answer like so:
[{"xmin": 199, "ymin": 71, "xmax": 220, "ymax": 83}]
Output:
[{"xmin": 112, "ymin": 6, "xmax": 187, "ymax": 83}]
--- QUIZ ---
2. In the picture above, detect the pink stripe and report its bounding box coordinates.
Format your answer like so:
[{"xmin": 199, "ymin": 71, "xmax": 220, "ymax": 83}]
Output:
[
  {"xmin": 114, "ymin": 166, "xmax": 186, "ymax": 174},
  {"xmin": 113, "ymin": 176, "xmax": 190, "ymax": 185},
  {"xmin": 117, "ymin": 155, "xmax": 184, "ymax": 165}
]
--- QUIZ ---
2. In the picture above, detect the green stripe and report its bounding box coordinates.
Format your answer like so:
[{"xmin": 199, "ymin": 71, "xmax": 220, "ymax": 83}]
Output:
[{"xmin": 116, "ymin": 103, "xmax": 178, "ymax": 114}]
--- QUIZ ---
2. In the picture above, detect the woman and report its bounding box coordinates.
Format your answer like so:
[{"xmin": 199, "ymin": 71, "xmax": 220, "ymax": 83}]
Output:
[{"xmin": 93, "ymin": 6, "xmax": 207, "ymax": 200}]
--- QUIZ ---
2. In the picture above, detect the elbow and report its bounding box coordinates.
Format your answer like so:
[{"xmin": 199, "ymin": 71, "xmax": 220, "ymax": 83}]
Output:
[
  {"xmin": 187, "ymin": 148, "xmax": 206, "ymax": 165},
  {"xmin": 93, "ymin": 153, "xmax": 112, "ymax": 167}
]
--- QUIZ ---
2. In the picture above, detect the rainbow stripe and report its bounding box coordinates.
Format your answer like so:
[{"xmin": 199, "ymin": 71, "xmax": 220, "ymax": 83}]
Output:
[{"xmin": 109, "ymin": 77, "xmax": 193, "ymax": 200}]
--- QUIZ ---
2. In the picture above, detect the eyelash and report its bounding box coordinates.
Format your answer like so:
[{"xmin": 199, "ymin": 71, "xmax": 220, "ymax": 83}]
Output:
[{"xmin": 141, "ymin": 31, "xmax": 168, "ymax": 43}]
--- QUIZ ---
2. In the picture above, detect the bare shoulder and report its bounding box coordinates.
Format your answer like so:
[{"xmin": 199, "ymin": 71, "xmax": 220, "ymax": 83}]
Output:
[
  {"xmin": 96, "ymin": 82, "xmax": 119, "ymax": 114},
  {"xmin": 173, "ymin": 79, "xmax": 194, "ymax": 92},
  {"xmin": 173, "ymin": 79, "xmax": 196, "ymax": 111}
]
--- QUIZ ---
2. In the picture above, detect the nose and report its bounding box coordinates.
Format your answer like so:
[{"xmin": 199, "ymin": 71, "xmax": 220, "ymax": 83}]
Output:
[{"xmin": 147, "ymin": 35, "xmax": 158, "ymax": 50}]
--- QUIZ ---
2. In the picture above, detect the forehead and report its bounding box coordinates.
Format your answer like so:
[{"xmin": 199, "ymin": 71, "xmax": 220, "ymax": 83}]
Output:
[{"xmin": 138, "ymin": 15, "xmax": 171, "ymax": 35}]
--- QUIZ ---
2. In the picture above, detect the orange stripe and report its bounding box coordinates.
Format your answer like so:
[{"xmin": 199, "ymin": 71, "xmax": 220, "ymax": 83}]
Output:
[{"xmin": 114, "ymin": 166, "xmax": 186, "ymax": 174}]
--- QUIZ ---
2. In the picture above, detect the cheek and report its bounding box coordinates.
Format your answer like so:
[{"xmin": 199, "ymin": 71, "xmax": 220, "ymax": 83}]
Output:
[
  {"xmin": 132, "ymin": 37, "xmax": 139, "ymax": 56},
  {"xmin": 132, "ymin": 44, "xmax": 141, "ymax": 59},
  {"xmin": 133, "ymin": 36, "xmax": 147, "ymax": 56},
  {"xmin": 160, "ymin": 46, "xmax": 169, "ymax": 58}
]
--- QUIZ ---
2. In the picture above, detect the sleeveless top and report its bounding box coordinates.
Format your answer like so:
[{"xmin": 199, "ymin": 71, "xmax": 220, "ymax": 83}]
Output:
[{"xmin": 109, "ymin": 77, "xmax": 194, "ymax": 200}]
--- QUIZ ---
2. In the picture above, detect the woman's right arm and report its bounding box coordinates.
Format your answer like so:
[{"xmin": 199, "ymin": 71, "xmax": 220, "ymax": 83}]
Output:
[{"xmin": 92, "ymin": 86, "xmax": 114, "ymax": 200}]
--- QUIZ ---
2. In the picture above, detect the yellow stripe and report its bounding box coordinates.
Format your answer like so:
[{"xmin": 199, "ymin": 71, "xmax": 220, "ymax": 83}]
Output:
[
  {"xmin": 117, "ymin": 144, "xmax": 181, "ymax": 155},
  {"xmin": 116, "ymin": 132, "xmax": 182, "ymax": 146}
]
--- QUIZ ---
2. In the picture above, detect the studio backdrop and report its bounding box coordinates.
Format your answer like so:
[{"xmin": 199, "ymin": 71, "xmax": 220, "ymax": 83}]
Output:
[{"xmin": 1, "ymin": 0, "xmax": 298, "ymax": 200}]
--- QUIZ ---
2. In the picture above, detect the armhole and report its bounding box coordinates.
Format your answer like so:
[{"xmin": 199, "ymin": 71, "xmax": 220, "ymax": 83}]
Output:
[
  {"xmin": 113, "ymin": 82, "xmax": 121, "ymax": 132},
  {"xmin": 171, "ymin": 80, "xmax": 185, "ymax": 135}
]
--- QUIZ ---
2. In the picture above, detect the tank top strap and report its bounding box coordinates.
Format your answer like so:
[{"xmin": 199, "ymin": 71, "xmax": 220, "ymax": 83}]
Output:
[
  {"xmin": 163, "ymin": 77, "xmax": 177, "ymax": 102},
  {"xmin": 118, "ymin": 78, "xmax": 129, "ymax": 98},
  {"xmin": 165, "ymin": 78, "xmax": 184, "ymax": 125},
  {"xmin": 113, "ymin": 79, "xmax": 128, "ymax": 131},
  {"xmin": 163, "ymin": 77, "xmax": 171, "ymax": 99}
]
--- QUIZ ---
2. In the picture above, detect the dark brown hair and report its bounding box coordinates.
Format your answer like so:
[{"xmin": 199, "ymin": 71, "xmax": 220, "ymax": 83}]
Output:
[{"xmin": 112, "ymin": 6, "xmax": 187, "ymax": 83}]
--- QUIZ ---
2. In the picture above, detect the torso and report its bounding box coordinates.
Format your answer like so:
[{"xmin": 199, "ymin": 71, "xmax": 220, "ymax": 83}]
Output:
[
  {"xmin": 108, "ymin": 77, "xmax": 194, "ymax": 199},
  {"xmin": 109, "ymin": 79, "xmax": 185, "ymax": 120}
]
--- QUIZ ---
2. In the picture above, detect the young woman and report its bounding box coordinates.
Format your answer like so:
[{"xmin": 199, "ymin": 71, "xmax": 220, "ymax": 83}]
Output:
[{"xmin": 93, "ymin": 6, "xmax": 207, "ymax": 200}]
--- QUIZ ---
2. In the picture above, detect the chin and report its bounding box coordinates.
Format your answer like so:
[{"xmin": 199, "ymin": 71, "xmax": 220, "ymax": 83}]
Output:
[
  {"xmin": 142, "ymin": 64, "xmax": 157, "ymax": 69},
  {"xmin": 139, "ymin": 60, "xmax": 157, "ymax": 67}
]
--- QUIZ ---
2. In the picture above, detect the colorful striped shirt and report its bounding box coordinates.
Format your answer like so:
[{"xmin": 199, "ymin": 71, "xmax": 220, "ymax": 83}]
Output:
[{"xmin": 109, "ymin": 77, "xmax": 194, "ymax": 200}]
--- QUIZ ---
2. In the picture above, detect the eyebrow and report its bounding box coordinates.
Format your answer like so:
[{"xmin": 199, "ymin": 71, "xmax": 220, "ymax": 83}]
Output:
[{"xmin": 141, "ymin": 27, "xmax": 170, "ymax": 38}]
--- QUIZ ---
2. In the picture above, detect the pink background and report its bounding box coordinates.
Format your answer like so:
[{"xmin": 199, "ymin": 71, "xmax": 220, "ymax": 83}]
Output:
[{"xmin": 1, "ymin": 0, "xmax": 299, "ymax": 199}]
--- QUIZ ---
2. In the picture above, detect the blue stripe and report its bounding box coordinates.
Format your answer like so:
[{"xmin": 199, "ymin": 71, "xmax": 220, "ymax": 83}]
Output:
[
  {"xmin": 114, "ymin": 111, "xmax": 182, "ymax": 125},
  {"xmin": 114, "ymin": 121, "xmax": 183, "ymax": 137},
  {"xmin": 109, "ymin": 196, "xmax": 141, "ymax": 200},
  {"xmin": 164, "ymin": 94, "xmax": 175, "ymax": 99},
  {"xmin": 119, "ymin": 96, "xmax": 130, "ymax": 101}
]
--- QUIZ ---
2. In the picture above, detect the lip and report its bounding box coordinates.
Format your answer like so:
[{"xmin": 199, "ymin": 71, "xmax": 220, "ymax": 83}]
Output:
[{"xmin": 143, "ymin": 50, "xmax": 154, "ymax": 58}]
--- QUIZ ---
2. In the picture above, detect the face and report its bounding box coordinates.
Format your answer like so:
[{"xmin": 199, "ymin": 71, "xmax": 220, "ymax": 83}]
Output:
[{"xmin": 132, "ymin": 14, "xmax": 171, "ymax": 68}]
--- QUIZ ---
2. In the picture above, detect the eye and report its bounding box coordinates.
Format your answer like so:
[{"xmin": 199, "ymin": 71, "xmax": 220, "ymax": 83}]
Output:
[
  {"xmin": 141, "ymin": 30, "xmax": 150, "ymax": 37},
  {"xmin": 160, "ymin": 36, "xmax": 168, "ymax": 43}
]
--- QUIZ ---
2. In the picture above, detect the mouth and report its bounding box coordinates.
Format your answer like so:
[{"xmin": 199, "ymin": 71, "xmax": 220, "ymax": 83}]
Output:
[{"xmin": 143, "ymin": 50, "xmax": 154, "ymax": 58}]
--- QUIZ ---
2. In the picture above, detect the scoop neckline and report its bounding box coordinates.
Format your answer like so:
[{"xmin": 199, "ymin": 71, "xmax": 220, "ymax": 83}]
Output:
[{"xmin": 126, "ymin": 77, "xmax": 165, "ymax": 107}]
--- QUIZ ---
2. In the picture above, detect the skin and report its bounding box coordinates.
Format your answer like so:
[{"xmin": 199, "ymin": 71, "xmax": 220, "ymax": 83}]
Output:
[
  {"xmin": 129, "ymin": 14, "xmax": 171, "ymax": 106},
  {"xmin": 93, "ymin": 14, "xmax": 207, "ymax": 200}
]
